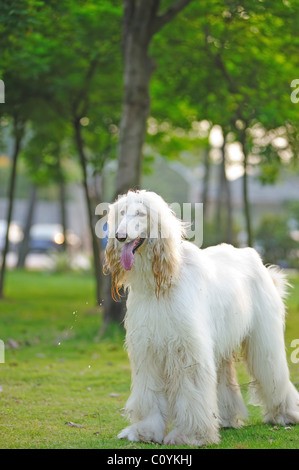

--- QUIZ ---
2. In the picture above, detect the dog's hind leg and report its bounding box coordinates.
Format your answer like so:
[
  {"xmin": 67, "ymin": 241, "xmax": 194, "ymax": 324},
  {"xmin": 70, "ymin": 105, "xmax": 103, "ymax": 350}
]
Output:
[
  {"xmin": 217, "ymin": 358, "xmax": 248, "ymax": 428},
  {"xmin": 243, "ymin": 283, "xmax": 299, "ymax": 425}
]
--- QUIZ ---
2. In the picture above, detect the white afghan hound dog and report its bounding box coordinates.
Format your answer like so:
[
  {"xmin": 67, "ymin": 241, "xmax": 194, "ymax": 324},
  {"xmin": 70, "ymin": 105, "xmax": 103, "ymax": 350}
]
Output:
[{"xmin": 104, "ymin": 189, "xmax": 299, "ymax": 447}]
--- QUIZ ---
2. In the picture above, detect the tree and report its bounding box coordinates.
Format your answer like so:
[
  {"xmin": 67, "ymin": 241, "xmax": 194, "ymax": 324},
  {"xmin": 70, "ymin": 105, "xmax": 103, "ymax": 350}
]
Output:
[
  {"xmin": 22, "ymin": 0, "xmax": 121, "ymax": 305},
  {"xmin": 199, "ymin": 1, "xmax": 299, "ymax": 246},
  {"xmin": 0, "ymin": 116, "xmax": 25, "ymax": 297},
  {"xmin": 17, "ymin": 112, "xmax": 71, "ymax": 267},
  {"xmin": 149, "ymin": 0, "xmax": 299, "ymax": 246},
  {"xmin": 60, "ymin": 2, "xmax": 120, "ymax": 306},
  {"xmin": 115, "ymin": 0, "xmax": 194, "ymax": 196},
  {"xmin": 104, "ymin": 0, "xmax": 194, "ymax": 327},
  {"xmin": 0, "ymin": 0, "xmax": 51, "ymax": 297},
  {"xmin": 1, "ymin": 1, "xmax": 122, "ymax": 305},
  {"xmin": 16, "ymin": 184, "xmax": 37, "ymax": 268}
]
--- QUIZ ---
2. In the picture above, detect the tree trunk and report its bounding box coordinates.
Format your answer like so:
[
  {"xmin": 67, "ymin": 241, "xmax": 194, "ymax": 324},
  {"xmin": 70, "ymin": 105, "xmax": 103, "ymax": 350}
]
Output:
[
  {"xmin": 215, "ymin": 154, "xmax": 224, "ymax": 240},
  {"xmin": 109, "ymin": 14, "xmax": 155, "ymax": 327},
  {"xmin": 59, "ymin": 178, "xmax": 67, "ymax": 252},
  {"xmin": 73, "ymin": 118, "xmax": 103, "ymax": 305},
  {"xmin": 108, "ymin": 3, "xmax": 156, "ymax": 328},
  {"xmin": 221, "ymin": 137, "xmax": 233, "ymax": 244},
  {"xmin": 242, "ymin": 153, "xmax": 252, "ymax": 247},
  {"xmin": 105, "ymin": 0, "xmax": 194, "ymax": 326},
  {"xmin": 225, "ymin": 166, "xmax": 233, "ymax": 244},
  {"xmin": 0, "ymin": 119, "xmax": 24, "ymax": 298},
  {"xmin": 201, "ymin": 147, "xmax": 210, "ymax": 212},
  {"xmin": 215, "ymin": 137, "xmax": 233, "ymax": 244},
  {"xmin": 115, "ymin": 31, "xmax": 154, "ymax": 195},
  {"xmin": 240, "ymin": 134, "xmax": 252, "ymax": 247},
  {"xmin": 17, "ymin": 185, "xmax": 37, "ymax": 268},
  {"xmin": 115, "ymin": 0, "xmax": 194, "ymax": 195}
]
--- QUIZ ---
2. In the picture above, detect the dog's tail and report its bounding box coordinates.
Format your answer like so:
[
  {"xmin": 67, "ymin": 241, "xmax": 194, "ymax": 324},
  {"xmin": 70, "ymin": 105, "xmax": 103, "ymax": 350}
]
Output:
[{"xmin": 267, "ymin": 265, "xmax": 291, "ymax": 300}]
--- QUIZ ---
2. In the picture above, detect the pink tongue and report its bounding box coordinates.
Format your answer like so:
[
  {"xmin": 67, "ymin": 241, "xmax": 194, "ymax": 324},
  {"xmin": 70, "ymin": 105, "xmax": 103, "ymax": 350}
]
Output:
[{"xmin": 121, "ymin": 240, "xmax": 136, "ymax": 271}]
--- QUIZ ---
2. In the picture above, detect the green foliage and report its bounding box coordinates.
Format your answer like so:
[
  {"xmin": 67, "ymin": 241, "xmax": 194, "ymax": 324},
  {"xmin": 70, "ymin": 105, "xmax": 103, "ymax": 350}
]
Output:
[
  {"xmin": 150, "ymin": 0, "xmax": 299, "ymax": 183},
  {"xmin": 255, "ymin": 213, "xmax": 298, "ymax": 267},
  {"xmin": 1, "ymin": 0, "xmax": 299, "ymax": 190},
  {"xmin": 0, "ymin": 0, "xmax": 122, "ymax": 190}
]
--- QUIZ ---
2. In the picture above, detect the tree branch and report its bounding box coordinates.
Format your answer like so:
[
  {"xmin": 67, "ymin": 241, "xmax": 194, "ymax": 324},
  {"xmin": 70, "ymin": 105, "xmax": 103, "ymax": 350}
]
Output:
[
  {"xmin": 202, "ymin": 28, "xmax": 251, "ymax": 126},
  {"xmin": 151, "ymin": 0, "xmax": 193, "ymax": 35},
  {"xmin": 72, "ymin": 53, "xmax": 101, "ymax": 119},
  {"xmin": 202, "ymin": 28, "xmax": 236, "ymax": 96}
]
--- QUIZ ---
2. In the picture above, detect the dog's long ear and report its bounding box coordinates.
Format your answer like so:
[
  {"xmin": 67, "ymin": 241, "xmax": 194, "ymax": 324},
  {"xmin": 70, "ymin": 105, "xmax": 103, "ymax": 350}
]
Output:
[
  {"xmin": 152, "ymin": 234, "xmax": 180, "ymax": 298},
  {"xmin": 103, "ymin": 237, "xmax": 125, "ymax": 301}
]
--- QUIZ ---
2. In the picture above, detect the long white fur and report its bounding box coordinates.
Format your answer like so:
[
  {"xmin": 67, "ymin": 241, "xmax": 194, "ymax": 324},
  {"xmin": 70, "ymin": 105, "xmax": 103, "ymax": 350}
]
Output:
[{"xmin": 105, "ymin": 190, "xmax": 299, "ymax": 447}]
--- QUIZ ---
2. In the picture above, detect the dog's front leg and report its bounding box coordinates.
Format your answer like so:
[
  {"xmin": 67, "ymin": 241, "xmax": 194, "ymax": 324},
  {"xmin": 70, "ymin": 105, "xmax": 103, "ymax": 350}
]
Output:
[
  {"xmin": 163, "ymin": 346, "xmax": 220, "ymax": 447},
  {"xmin": 118, "ymin": 354, "xmax": 167, "ymax": 444}
]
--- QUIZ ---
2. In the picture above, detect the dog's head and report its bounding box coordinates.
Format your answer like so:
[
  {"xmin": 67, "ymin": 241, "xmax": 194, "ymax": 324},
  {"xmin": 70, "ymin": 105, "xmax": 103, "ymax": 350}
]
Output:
[{"xmin": 104, "ymin": 190, "xmax": 184, "ymax": 299}]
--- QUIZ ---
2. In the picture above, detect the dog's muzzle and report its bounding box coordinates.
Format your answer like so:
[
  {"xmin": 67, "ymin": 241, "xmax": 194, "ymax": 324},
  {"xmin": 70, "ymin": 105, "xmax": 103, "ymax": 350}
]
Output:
[{"xmin": 116, "ymin": 232, "xmax": 128, "ymax": 242}]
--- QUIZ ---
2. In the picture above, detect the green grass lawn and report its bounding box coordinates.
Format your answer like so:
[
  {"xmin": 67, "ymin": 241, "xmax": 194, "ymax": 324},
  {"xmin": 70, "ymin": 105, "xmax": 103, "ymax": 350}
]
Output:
[{"xmin": 0, "ymin": 269, "xmax": 299, "ymax": 449}]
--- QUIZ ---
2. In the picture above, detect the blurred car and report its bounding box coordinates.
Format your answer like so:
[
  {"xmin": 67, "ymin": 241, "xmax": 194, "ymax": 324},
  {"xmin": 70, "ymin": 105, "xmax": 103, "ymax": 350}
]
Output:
[
  {"xmin": 0, "ymin": 220, "xmax": 24, "ymax": 251},
  {"xmin": 29, "ymin": 224, "xmax": 81, "ymax": 252},
  {"xmin": 29, "ymin": 224, "xmax": 65, "ymax": 252}
]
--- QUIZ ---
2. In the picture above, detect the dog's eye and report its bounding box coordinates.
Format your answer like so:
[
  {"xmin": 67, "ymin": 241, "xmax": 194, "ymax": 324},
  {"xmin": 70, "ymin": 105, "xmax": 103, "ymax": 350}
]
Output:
[
  {"xmin": 120, "ymin": 209, "xmax": 125, "ymax": 216},
  {"xmin": 135, "ymin": 210, "xmax": 139, "ymax": 216}
]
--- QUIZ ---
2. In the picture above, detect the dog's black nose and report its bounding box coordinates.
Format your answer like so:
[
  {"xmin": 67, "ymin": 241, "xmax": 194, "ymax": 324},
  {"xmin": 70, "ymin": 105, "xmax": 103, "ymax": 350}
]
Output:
[{"xmin": 116, "ymin": 232, "xmax": 127, "ymax": 242}]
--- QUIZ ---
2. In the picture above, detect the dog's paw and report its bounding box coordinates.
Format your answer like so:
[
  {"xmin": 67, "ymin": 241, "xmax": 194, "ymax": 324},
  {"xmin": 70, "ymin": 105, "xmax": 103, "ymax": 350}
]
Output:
[
  {"xmin": 220, "ymin": 417, "xmax": 245, "ymax": 429},
  {"xmin": 118, "ymin": 425, "xmax": 140, "ymax": 442},
  {"xmin": 163, "ymin": 430, "xmax": 186, "ymax": 446},
  {"xmin": 164, "ymin": 429, "xmax": 220, "ymax": 447},
  {"xmin": 118, "ymin": 421, "xmax": 164, "ymax": 444}
]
